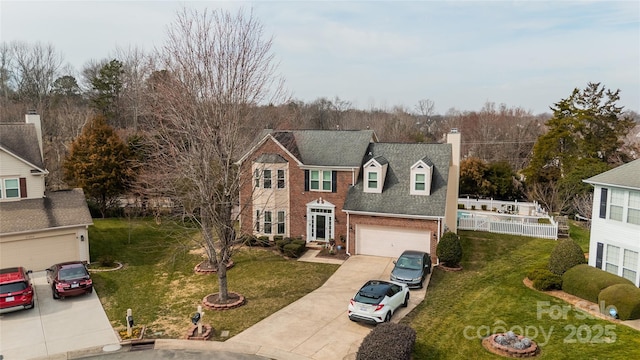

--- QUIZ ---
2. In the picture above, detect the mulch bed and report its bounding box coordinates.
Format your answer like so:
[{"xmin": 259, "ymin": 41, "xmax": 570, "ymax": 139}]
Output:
[
  {"xmin": 194, "ymin": 260, "xmax": 235, "ymax": 274},
  {"xmin": 437, "ymin": 264, "xmax": 463, "ymax": 272},
  {"xmin": 315, "ymin": 247, "xmax": 350, "ymax": 261},
  {"xmin": 202, "ymin": 291, "xmax": 245, "ymax": 310}
]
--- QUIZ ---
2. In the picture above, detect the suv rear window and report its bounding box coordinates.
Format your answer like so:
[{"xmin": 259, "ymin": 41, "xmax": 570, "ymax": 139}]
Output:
[{"xmin": 0, "ymin": 281, "xmax": 28, "ymax": 293}]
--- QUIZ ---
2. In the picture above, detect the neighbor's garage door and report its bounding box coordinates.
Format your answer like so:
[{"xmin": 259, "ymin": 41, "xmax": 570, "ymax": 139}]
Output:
[
  {"xmin": 356, "ymin": 224, "xmax": 430, "ymax": 258},
  {"xmin": 0, "ymin": 235, "xmax": 78, "ymax": 271}
]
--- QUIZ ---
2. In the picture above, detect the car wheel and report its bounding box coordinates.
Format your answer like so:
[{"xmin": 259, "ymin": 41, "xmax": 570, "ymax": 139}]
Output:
[
  {"xmin": 384, "ymin": 312, "xmax": 391, "ymax": 322},
  {"xmin": 402, "ymin": 293, "xmax": 409, "ymax": 307},
  {"xmin": 426, "ymin": 265, "xmax": 431, "ymax": 274},
  {"xmin": 52, "ymin": 287, "xmax": 60, "ymax": 300},
  {"xmin": 27, "ymin": 300, "xmax": 35, "ymax": 309}
]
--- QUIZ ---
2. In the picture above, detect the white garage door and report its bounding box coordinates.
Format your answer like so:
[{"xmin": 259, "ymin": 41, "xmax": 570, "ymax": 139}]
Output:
[
  {"xmin": 0, "ymin": 235, "xmax": 78, "ymax": 271},
  {"xmin": 356, "ymin": 224, "xmax": 430, "ymax": 258}
]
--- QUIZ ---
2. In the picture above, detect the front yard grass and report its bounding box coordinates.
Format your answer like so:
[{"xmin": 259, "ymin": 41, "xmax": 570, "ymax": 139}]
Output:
[
  {"xmin": 404, "ymin": 230, "xmax": 640, "ymax": 359},
  {"xmin": 89, "ymin": 218, "xmax": 339, "ymax": 339}
]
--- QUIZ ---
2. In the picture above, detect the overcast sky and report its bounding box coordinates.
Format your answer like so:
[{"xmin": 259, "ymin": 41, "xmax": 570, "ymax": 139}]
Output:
[{"xmin": 1, "ymin": 0, "xmax": 639, "ymax": 115}]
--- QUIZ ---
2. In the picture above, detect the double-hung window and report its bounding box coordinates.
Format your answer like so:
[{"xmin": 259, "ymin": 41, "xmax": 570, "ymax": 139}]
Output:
[
  {"xmin": 263, "ymin": 170, "xmax": 272, "ymax": 189},
  {"xmin": 264, "ymin": 211, "xmax": 272, "ymax": 234},
  {"xmin": 367, "ymin": 172, "xmax": 377, "ymax": 189},
  {"xmin": 254, "ymin": 170, "xmax": 260, "ymax": 188},
  {"xmin": 277, "ymin": 170, "xmax": 285, "ymax": 189},
  {"xmin": 628, "ymin": 191, "xmax": 640, "ymax": 225},
  {"xmin": 622, "ymin": 249, "xmax": 638, "ymax": 283},
  {"xmin": 277, "ymin": 211, "xmax": 285, "ymax": 234},
  {"xmin": 309, "ymin": 170, "xmax": 332, "ymax": 191},
  {"xmin": 609, "ymin": 189, "xmax": 624, "ymax": 221},
  {"xmin": 255, "ymin": 210, "xmax": 261, "ymax": 232},
  {"xmin": 605, "ymin": 244, "xmax": 620, "ymax": 274},
  {"xmin": 414, "ymin": 173, "xmax": 426, "ymax": 191},
  {"xmin": 3, "ymin": 179, "xmax": 19, "ymax": 198}
]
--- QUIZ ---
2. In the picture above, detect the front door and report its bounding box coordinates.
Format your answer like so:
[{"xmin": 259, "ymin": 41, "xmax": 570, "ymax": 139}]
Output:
[
  {"xmin": 316, "ymin": 214, "xmax": 326, "ymax": 240},
  {"xmin": 306, "ymin": 199, "xmax": 335, "ymax": 242}
]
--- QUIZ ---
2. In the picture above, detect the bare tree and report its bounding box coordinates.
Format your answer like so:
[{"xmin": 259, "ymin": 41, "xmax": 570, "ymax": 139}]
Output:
[
  {"xmin": 10, "ymin": 41, "xmax": 63, "ymax": 111},
  {"xmin": 142, "ymin": 7, "xmax": 285, "ymax": 303}
]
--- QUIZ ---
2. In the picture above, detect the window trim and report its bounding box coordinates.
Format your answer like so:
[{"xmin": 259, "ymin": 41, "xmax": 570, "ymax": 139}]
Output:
[
  {"xmin": 309, "ymin": 170, "xmax": 333, "ymax": 192},
  {"xmin": 264, "ymin": 211, "xmax": 272, "ymax": 234},
  {"xmin": 410, "ymin": 161, "xmax": 432, "ymax": 195},
  {"xmin": 277, "ymin": 210, "xmax": 286, "ymax": 235},
  {"xmin": 3, "ymin": 178, "xmax": 20, "ymax": 199}
]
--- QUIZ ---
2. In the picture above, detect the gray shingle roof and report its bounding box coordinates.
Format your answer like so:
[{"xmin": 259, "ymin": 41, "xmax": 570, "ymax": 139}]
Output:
[
  {"xmin": 584, "ymin": 159, "xmax": 640, "ymax": 190},
  {"xmin": 0, "ymin": 189, "xmax": 93, "ymax": 234},
  {"xmin": 0, "ymin": 123, "xmax": 45, "ymax": 169},
  {"xmin": 291, "ymin": 130, "xmax": 375, "ymax": 167},
  {"xmin": 343, "ymin": 143, "xmax": 452, "ymax": 217}
]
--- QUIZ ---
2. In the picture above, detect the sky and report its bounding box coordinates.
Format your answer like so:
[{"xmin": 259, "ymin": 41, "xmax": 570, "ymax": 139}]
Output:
[{"xmin": 1, "ymin": 0, "xmax": 639, "ymax": 115}]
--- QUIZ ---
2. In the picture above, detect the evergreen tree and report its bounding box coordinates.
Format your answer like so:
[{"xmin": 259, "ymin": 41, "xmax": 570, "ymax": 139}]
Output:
[
  {"xmin": 90, "ymin": 59, "xmax": 124, "ymax": 122},
  {"xmin": 524, "ymin": 83, "xmax": 634, "ymax": 213},
  {"xmin": 63, "ymin": 115, "xmax": 133, "ymax": 217}
]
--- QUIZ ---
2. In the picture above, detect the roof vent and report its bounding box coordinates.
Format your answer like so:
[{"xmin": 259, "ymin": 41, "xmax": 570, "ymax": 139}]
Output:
[
  {"xmin": 27, "ymin": 109, "xmax": 38, "ymax": 115},
  {"xmin": 451, "ymin": 128, "xmax": 459, "ymax": 133}
]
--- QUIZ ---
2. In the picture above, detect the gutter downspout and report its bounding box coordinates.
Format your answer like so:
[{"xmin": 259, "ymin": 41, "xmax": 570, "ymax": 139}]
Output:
[
  {"xmin": 436, "ymin": 218, "xmax": 442, "ymax": 265},
  {"xmin": 346, "ymin": 212, "xmax": 351, "ymax": 256}
]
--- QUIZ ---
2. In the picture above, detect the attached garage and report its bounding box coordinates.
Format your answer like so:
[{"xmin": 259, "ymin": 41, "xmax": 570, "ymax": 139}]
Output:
[
  {"xmin": 356, "ymin": 224, "xmax": 431, "ymax": 258},
  {"xmin": 0, "ymin": 229, "xmax": 87, "ymax": 271}
]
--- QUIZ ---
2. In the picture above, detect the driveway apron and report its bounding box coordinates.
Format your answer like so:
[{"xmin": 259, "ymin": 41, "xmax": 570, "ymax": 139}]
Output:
[
  {"xmin": 0, "ymin": 271, "xmax": 119, "ymax": 360},
  {"xmin": 228, "ymin": 255, "xmax": 428, "ymax": 360}
]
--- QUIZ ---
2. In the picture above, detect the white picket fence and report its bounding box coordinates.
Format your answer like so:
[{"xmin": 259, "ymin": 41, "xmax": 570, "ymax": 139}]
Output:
[{"xmin": 457, "ymin": 211, "xmax": 558, "ymax": 240}]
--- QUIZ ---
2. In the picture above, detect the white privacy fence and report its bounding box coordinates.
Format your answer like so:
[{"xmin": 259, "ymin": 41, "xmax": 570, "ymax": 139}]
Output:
[{"xmin": 457, "ymin": 210, "xmax": 558, "ymax": 240}]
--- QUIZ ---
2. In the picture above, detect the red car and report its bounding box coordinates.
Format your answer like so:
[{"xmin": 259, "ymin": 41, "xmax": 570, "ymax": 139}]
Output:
[
  {"xmin": 47, "ymin": 261, "xmax": 93, "ymax": 299},
  {"xmin": 0, "ymin": 267, "xmax": 35, "ymax": 314}
]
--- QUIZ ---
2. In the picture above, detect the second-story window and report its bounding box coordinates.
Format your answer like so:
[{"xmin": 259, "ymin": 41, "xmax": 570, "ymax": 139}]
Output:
[
  {"xmin": 415, "ymin": 173, "xmax": 426, "ymax": 191},
  {"xmin": 263, "ymin": 170, "xmax": 272, "ymax": 189},
  {"xmin": 277, "ymin": 170, "xmax": 285, "ymax": 189},
  {"xmin": 3, "ymin": 178, "xmax": 19, "ymax": 198},
  {"xmin": 367, "ymin": 172, "xmax": 378, "ymax": 189}
]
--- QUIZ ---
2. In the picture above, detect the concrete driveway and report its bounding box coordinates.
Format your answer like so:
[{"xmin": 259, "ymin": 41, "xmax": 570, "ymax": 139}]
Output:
[
  {"xmin": 225, "ymin": 255, "xmax": 428, "ymax": 360},
  {"xmin": 0, "ymin": 271, "xmax": 120, "ymax": 360}
]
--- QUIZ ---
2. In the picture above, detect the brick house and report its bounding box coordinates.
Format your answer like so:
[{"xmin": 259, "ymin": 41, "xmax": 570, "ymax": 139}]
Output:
[
  {"xmin": 238, "ymin": 129, "xmax": 460, "ymax": 263},
  {"xmin": 0, "ymin": 114, "xmax": 93, "ymax": 271}
]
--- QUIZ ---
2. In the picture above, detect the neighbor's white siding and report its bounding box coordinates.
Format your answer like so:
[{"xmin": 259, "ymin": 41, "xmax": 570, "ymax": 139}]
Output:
[
  {"xmin": 0, "ymin": 150, "xmax": 45, "ymax": 200},
  {"xmin": 588, "ymin": 184, "xmax": 640, "ymax": 287}
]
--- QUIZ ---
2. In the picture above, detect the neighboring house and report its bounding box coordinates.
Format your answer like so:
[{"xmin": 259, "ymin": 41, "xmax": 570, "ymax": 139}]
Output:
[
  {"xmin": 238, "ymin": 129, "xmax": 460, "ymax": 263},
  {"xmin": 584, "ymin": 159, "xmax": 640, "ymax": 287},
  {"xmin": 0, "ymin": 114, "xmax": 93, "ymax": 271}
]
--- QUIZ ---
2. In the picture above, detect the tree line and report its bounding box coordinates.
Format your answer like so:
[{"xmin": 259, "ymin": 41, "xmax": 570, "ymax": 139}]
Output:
[{"xmin": 1, "ymin": 23, "xmax": 638, "ymax": 219}]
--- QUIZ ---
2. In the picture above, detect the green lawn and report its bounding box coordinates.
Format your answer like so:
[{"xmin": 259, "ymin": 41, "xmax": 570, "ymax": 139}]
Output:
[
  {"xmin": 89, "ymin": 218, "xmax": 339, "ymax": 339},
  {"xmin": 404, "ymin": 228, "xmax": 640, "ymax": 359}
]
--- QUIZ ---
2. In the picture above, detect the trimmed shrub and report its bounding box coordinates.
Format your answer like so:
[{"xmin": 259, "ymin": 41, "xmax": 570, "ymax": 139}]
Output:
[
  {"xmin": 562, "ymin": 264, "xmax": 634, "ymax": 303},
  {"xmin": 436, "ymin": 231, "xmax": 463, "ymax": 267},
  {"xmin": 275, "ymin": 237, "xmax": 292, "ymax": 253},
  {"xmin": 97, "ymin": 255, "xmax": 116, "ymax": 267},
  {"xmin": 273, "ymin": 235, "xmax": 284, "ymax": 242},
  {"xmin": 283, "ymin": 243, "xmax": 306, "ymax": 258},
  {"xmin": 598, "ymin": 284, "xmax": 640, "ymax": 320},
  {"xmin": 548, "ymin": 239, "xmax": 586, "ymax": 275},
  {"xmin": 291, "ymin": 238, "xmax": 306, "ymax": 246},
  {"xmin": 356, "ymin": 322, "xmax": 416, "ymax": 360},
  {"xmin": 256, "ymin": 236, "xmax": 271, "ymax": 247},
  {"xmin": 533, "ymin": 271, "xmax": 562, "ymax": 291},
  {"xmin": 528, "ymin": 265, "xmax": 562, "ymax": 290}
]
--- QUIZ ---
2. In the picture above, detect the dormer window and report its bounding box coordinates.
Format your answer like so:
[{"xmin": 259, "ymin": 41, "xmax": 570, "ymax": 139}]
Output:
[
  {"xmin": 411, "ymin": 160, "xmax": 432, "ymax": 195},
  {"xmin": 363, "ymin": 157, "xmax": 387, "ymax": 194}
]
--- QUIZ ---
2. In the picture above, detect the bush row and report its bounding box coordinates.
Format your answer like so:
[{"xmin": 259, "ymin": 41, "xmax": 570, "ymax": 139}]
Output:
[
  {"xmin": 562, "ymin": 264, "xmax": 640, "ymax": 320},
  {"xmin": 527, "ymin": 265, "xmax": 562, "ymax": 291},
  {"xmin": 275, "ymin": 237, "xmax": 307, "ymax": 258},
  {"xmin": 356, "ymin": 322, "xmax": 416, "ymax": 360}
]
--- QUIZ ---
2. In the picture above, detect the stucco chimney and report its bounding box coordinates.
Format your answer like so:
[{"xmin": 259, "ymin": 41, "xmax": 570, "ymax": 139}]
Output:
[
  {"xmin": 445, "ymin": 129, "xmax": 461, "ymax": 233},
  {"xmin": 26, "ymin": 111, "xmax": 43, "ymax": 158}
]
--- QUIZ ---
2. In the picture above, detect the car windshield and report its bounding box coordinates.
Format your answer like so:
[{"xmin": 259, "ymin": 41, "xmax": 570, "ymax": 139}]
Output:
[
  {"xmin": 0, "ymin": 282, "xmax": 27, "ymax": 293},
  {"xmin": 59, "ymin": 267, "xmax": 88, "ymax": 281},
  {"xmin": 396, "ymin": 256, "xmax": 422, "ymax": 270}
]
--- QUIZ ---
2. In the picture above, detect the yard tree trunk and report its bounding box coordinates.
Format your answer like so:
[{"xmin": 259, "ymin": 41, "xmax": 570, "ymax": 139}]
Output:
[{"xmin": 139, "ymin": 7, "xmax": 285, "ymax": 303}]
